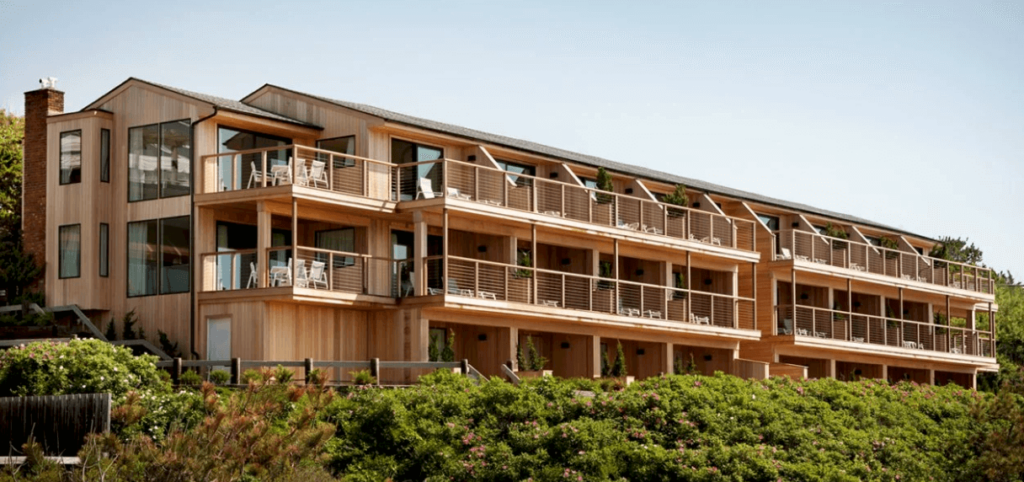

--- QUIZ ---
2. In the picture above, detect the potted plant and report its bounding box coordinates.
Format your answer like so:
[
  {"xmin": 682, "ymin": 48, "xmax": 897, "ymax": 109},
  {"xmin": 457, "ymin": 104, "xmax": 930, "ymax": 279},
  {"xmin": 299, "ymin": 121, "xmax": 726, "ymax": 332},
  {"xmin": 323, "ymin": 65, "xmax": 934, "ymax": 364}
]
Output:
[
  {"xmin": 880, "ymin": 236, "xmax": 900, "ymax": 260},
  {"xmin": 823, "ymin": 222, "xmax": 849, "ymax": 250},
  {"xmin": 673, "ymin": 272, "xmax": 688, "ymax": 300},
  {"xmin": 597, "ymin": 261, "xmax": 615, "ymax": 290},
  {"xmin": 605, "ymin": 341, "xmax": 634, "ymax": 386},
  {"xmin": 674, "ymin": 353, "xmax": 699, "ymax": 375},
  {"xmin": 832, "ymin": 302, "xmax": 846, "ymax": 322},
  {"xmin": 516, "ymin": 336, "xmax": 552, "ymax": 378},
  {"xmin": 662, "ymin": 184, "xmax": 689, "ymax": 218},
  {"xmin": 515, "ymin": 249, "xmax": 533, "ymax": 279},
  {"xmin": 595, "ymin": 167, "xmax": 614, "ymax": 205}
]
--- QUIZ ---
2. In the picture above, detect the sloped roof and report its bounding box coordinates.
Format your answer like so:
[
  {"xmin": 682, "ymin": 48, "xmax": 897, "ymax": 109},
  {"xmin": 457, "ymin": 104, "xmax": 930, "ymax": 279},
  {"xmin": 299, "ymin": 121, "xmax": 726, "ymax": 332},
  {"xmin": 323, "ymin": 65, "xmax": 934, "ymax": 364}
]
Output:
[
  {"xmin": 249, "ymin": 84, "xmax": 930, "ymax": 242},
  {"xmin": 85, "ymin": 78, "xmax": 319, "ymax": 129}
]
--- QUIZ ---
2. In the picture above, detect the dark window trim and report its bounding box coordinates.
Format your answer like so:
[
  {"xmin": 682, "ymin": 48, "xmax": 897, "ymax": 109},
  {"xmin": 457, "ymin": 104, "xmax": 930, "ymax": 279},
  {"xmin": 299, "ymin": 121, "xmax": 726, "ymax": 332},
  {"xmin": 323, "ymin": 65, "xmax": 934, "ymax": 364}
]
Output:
[
  {"xmin": 389, "ymin": 135, "xmax": 445, "ymax": 159},
  {"xmin": 59, "ymin": 129, "xmax": 82, "ymax": 186},
  {"xmin": 100, "ymin": 128, "xmax": 110, "ymax": 183},
  {"xmin": 126, "ymin": 215, "xmax": 191, "ymax": 298},
  {"xmin": 99, "ymin": 223, "xmax": 109, "ymax": 277},
  {"xmin": 58, "ymin": 224, "xmax": 81, "ymax": 279},
  {"xmin": 127, "ymin": 118, "xmax": 192, "ymax": 203},
  {"xmin": 316, "ymin": 135, "xmax": 357, "ymax": 167}
]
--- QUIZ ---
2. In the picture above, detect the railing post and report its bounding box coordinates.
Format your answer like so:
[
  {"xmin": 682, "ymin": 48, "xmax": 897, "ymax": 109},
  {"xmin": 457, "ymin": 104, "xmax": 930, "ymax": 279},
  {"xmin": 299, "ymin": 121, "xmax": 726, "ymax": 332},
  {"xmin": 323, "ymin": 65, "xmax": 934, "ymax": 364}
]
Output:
[
  {"xmin": 475, "ymin": 261, "xmax": 480, "ymax": 297},
  {"xmin": 230, "ymin": 358, "xmax": 241, "ymax": 385},
  {"xmin": 460, "ymin": 359, "xmax": 470, "ymax": 376},
  {"xmin": 561, "ymin": 273, "xmax": 566, "ymax": 309},
  {"xmin": 231, "ymin": 154, "xmax": 238, "ymax": 191},
  {"xmin": 172, "ymin": 357, "xmax": 182, "ymax": 385},
  {"xmin": 560, "ymin": 183, "xmax": 565, "ymax": 218},
  {"xmin": 304, "ymin": 358, "xmax": 314, "ymax": 384},
  {"xmin": 328, "ymin": 252, "xmax": 334, "ymax": 291},
  {"xmin": 370, "ymin": 358, "xmax": 380, "ymax": 386},
  {"xmin": 474, "ymin": 165, "xmax": 479, "ymax": 201},
  {"xmin": 328, "ymin": 153, "xmax": 334, "ymax": 191}
]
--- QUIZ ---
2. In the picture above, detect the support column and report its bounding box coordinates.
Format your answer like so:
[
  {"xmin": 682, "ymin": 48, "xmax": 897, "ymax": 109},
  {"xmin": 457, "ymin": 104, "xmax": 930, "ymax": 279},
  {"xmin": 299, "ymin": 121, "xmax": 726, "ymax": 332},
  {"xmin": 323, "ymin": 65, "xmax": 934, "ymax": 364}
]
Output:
[
  {"xmin": 827, "ymin": 359, "xmax": 836, "ymax": 378},
  {"xmin": 969, "ymin": 369, "xmax": 977, "ymax": 390},
  {"xmin": 590, "ymin": 335, "xmax": 602, "ymax": 378},
  {"xmin": 503, "ymin": 326, "xmax": 519, "ymax": 371},
  {"xmin": 291, "ymin": 198, "xmax": 298, "ymax": 282},
  {"xmin": 443, "ymin": 208, "xmax": 449, "ymax": 293},
  {"xmin": 663, "ymin": 342, "xmax": 674, "ymax": 375},
  {"xmin": 413, "ymin": 211, "xmax": 428, "ymax": 296},
  {"xmin": 531, "ymin": 224, "xmax": 538, "ymax": 304},
  {"xmin": 928, "ymin": 369, "xmax": 935, "ymax": 386},
  {"xmin": 881, "ymin": 364, "xmax": 888, "ymax": 382},
  {"xmin": 256, "ymin": 201, "xmax": 271, "ymax": 288}
]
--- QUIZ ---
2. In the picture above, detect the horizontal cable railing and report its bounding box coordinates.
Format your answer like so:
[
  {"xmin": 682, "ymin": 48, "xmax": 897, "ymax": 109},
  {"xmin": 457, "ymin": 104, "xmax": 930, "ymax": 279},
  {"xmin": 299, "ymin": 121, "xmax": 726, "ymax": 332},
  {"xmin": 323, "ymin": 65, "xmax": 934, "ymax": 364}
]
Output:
[
  {"xmin": 403, "ymin": 158, "xmax": 756, "ymax": 252},
  {"xmin": 199, "ymin": 246, "xmax": 393, "ymax": 297},
  {"xmin": 774, "ymin": 230, "xmax": 994, "ymax": 294},
  {"xmin": 425, "ymin": 255, "xmax": 755, "ymax": 330},
  {"xmin": 775, "ymin": 304, "xmax": 995, "ymax": 357},
  {"xmin": 200, "ymin": 144, "xmax": 395, "ymax": 201}
]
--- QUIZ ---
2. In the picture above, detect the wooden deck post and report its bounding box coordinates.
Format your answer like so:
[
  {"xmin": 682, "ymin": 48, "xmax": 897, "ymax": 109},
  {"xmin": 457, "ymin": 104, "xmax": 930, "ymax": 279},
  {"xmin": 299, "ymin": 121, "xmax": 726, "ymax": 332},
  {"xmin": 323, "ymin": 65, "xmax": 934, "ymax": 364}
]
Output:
[
  {"xmin": 304, "ymin": 358, "xmax": 314, "ymax": 384},
  {"xmin": 370, "ymin": 358, "xmax": 380, "ymax": 385},
  {"xmin": 257, "ymin": 201, "xmax": 271, "ymax": 288},
  {"xmin": 230, "ymin": 358, "xmax": 241, "ymax": 385},
  {"xmin": 460, "ymin": 359, "xmax": 469, "ymax": 376},
  {"xmin": 172, "ymin": 357, "xmax": 182, "ymax": 385},
  {"xmin": 292, "ymin": 198, "xmax": 298, "ymax": 283},
  {"xmin": 531, "ymin": 223, "xmax": 537, "ymax": 304}
]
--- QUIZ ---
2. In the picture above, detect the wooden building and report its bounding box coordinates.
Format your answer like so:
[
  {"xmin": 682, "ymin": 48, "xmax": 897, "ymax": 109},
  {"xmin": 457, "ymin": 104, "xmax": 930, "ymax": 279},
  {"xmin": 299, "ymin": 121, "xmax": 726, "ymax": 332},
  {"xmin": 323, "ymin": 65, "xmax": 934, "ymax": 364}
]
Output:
[{"xmin": 27, "ymin": 78, "xmax": 998, "ymax": 385}]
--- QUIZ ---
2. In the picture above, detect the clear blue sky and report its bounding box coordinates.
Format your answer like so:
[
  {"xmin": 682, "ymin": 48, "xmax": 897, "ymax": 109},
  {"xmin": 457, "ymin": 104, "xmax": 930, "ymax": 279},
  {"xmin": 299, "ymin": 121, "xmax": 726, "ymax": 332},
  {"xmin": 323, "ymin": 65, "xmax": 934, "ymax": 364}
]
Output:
[{"xmin": 1, "ymin": 0, "xmax": 1022, "ymax": 276}]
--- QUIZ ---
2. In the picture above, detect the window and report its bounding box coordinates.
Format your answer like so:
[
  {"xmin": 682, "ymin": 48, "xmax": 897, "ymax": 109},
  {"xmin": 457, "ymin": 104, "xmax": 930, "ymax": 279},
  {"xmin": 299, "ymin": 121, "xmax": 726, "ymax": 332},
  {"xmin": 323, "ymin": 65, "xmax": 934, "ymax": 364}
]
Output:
[
  {"xmin": 217, "ymin": 127, "xmax": 290, "ymax": 191},
  {"xmin": 865, "ymin": 236, "xmax": 881, "ymax": 247},
  {"xmin": 58, "ymin": 224, "xmax": 81, "ymax": 278},
  {"xmin": 392, "ymin": 138, "xmax": 443, "ymax": 200},
  {"xmin": 129, "ymin": 120, "xmax": 191, "ymax": 201},
  {"xmin": 207, "ymin": 317, "xmax": 231, "ymax": 370},
  {"xmin": 495, "ymin": 159, "xmax": 535, "ymax": 186},
  {"xmin": 580, "ymin": 177, "xmax": 598, "ymax": 190},
  {"xmin": 813, "ymin": 225, "xmax": 827, "ymax": 235},
  {"xmin": 100, "ymin": 129, "xmax": 110, "ymax": 183},
  {"xmin": 99, "ymin": 223, "xmax": 109, "ymax": 277},
  {"xmin": 429, "ymin": 327, "xmax": 446, "ymax": 359},
  {"xmin": 161, "ymin": 216, "xmax": 190, "ymax": 294},
  {"xmin": 316, "ymin": 228, "xmax": 356, "ymax": 267},
  {"xmin": 128, "ymin": 216, "xmax": 190, "ymax": 297},
  {"xmin": 59, "ymin": 130, "xmax": 82, "ymax": 185},
  {"xmin": 757, "ymin": 214, "xmax": 780, "ymax": 231},
  {"xmin": 317, "ymin": 136, "xmax": 356, "ymax": 168}
]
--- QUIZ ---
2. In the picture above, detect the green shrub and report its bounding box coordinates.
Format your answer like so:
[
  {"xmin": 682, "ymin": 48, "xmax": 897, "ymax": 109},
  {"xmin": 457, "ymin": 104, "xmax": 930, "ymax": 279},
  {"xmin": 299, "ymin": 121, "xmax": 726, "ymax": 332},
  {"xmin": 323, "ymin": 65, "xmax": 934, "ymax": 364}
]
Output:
[
  {"xmin": 241, "ymin": 368, "xmax": 263, "ymax": 384},
  {"xmin": 351, "ymin": 369, "xmax": 375, "ymax": 386},
  {"xmin": 179, "ymin": 370, "xmax": 203, "ymax": 387},
  {"xmin": 273, "ymin": 365, "xmax": 295, "ymax": 384},
  {"xmin": 0, "ymin": 339, "xmax": 166, "ymax": 402},
  {"xmin": 307, "ymin": 368, "xmax": 326, "ymax": 385},
  {"xmin": 121, "ymin": 309, "xmax": 139, "ymax": 340},
  {"xmin": 611, "ymin": 341, "xmax": 627, "ymax": 377},
  {"xmin": 209, "ymin": 370, "xmax": 230, "ymax": 385},
  {"xmin": 441, "ymin": 329, "xmax": 455, "ymax": 362}
]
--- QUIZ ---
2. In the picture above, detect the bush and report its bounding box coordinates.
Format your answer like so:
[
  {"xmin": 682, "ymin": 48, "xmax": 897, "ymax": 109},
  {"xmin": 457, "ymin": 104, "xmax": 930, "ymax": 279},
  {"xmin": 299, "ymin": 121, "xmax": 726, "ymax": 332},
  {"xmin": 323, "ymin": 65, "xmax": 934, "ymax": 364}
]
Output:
[
  {"xmin": 351, "ymin": 369, "xmax": 375, "ymax": 386},
  {"xmin": 611, "ymin": 341, "xmax": 627, "ymax": 377},
  {"xmin": 209, "ymin": 370, "xmax": 230, "ymax": 385},
  {"xmin": 0, "ymin": 339, "xmax": 166, "ymax": 402},
  {"xmin": 179, "ymin": 370, "xmax": 203, "ymax": 387}
]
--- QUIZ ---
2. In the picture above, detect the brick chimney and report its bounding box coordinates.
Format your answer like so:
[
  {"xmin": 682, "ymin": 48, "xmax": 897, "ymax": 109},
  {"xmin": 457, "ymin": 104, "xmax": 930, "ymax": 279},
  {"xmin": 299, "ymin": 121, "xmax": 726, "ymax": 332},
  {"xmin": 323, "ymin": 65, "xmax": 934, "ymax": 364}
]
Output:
[{"xmin": 23, "ymin": 81, "xmax": 64, "ymax": 280}]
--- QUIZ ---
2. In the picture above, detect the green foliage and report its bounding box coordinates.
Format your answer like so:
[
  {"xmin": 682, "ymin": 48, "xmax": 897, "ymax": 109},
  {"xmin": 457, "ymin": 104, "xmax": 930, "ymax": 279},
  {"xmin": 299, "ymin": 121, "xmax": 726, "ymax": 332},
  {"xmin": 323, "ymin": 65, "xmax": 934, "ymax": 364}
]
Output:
[
  {"xmin": 307, "ymin": 368, "xmax": 326, "ymax": 385},
  {"xmin": 969, "ymin": 389, "xmax": 1024, "ymax": 481},
  {"xmin": 515, "ymin": 249, "xmax": 533, "ymax": 278},
  {"xmin": 517, "ymin": 342, "xmax": 527, "ymax": 371},
  {"xmin": 526, "ymin": 336, "xmax": 547, "ymax": 371},
  {"xmin": 351, "ymin": 369, "xmax": 376, "ymax": 386},
  {"xmin": 611, "ymin": 341, "xmax": 627, "ymax": 377},
  {"xmin": 274, "ymin": 365, "xmax": 295, "ymax": 384},
  {"xmin": 441, "ymin": 329, "xmax": 455, "ymax": 362},
  {"xmin": 662, "ymin": 183, "xmax": 689, "ymax": 208},
  {"xmin": 158, "ymin": 330, "xmax": 179, "ymax": 358},
  {"xmin": 595, "ymin": 167, "xmax": 614, "ymax": 204},
  {"xmin": 105, "ymin": 319, "xmax": 118, "ymax": 341},
  {"xmin": 598, "ymin": 260, "xmax": 612, "ymax": 279},
  {"xmin": 122, "ymin": 309, "xmax": 139, "ymax": 340},
  {"xmin": 823, "ymin": 222, "xmax": 848, "ymax": 240},
  {"xmin": 241, "ymin": 368, "xmax": 263, "ymax": 384},
  {"xmin": 601, "ymin": 349, "xmax": 612, "ymax": 377},
  {"xmin": 0, "ymin": 109, "xmax": 24, "ymax": 242},
  {"xmin": 210, "ymin": 370, "xmax": 230, "ymax": 385},
  {"xmin": 0, "ymin": 339, "xmax": 166, "ymax": 402},
  {"xmin": 180, "ymin": 370, "xmax": 203, "ymax": 387},
  {"xmin": 930, "ymin": 236, "xmax": 985, "ymax": 266},
  {"xmin": 428, "ymin": 332, "xmax": 441, "ymax": 362}
]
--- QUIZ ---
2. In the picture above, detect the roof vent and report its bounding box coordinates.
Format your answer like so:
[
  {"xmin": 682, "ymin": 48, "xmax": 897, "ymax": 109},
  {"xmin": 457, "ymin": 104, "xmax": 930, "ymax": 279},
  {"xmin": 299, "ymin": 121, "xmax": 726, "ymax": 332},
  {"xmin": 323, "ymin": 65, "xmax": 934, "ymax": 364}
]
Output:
[{"xmin": 39, "ymin": 77, "xmax": 58, "ymax": 89}]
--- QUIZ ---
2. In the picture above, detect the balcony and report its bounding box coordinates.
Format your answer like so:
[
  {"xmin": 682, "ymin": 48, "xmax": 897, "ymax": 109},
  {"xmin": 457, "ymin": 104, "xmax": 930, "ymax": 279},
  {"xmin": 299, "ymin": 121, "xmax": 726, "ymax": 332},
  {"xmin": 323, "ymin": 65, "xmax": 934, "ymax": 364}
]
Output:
[
  {"xmin": 199, "ymin": 246, "xmax": 395, "ymax": 299},
  {"xmin": 421, "ymin": 255, "xmax": 756, "ymax": 331},
  {"xmin": 776, "ymin": 305, "xmax": 995, "ymax": 358},
  {"xmin": 774, "ymin": 229, "xmax": 994, "ymax": 295}
]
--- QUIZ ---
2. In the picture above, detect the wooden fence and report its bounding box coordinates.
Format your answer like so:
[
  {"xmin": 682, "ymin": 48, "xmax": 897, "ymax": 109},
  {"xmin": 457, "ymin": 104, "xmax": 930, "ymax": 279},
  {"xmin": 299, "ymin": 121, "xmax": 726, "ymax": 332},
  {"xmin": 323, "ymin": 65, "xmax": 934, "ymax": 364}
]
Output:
[
  {"xmin": 155, "ymin": 358, "xmax": 476, "ymax": 386},
  {"xmin": 0, "ymin": 393, "xmax": 110, "ymax": 456}
]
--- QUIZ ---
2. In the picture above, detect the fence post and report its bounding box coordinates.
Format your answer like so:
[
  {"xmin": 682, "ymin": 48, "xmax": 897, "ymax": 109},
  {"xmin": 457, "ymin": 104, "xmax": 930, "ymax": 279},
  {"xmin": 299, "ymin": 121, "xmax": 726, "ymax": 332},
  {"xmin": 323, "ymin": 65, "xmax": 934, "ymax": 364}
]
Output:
[
  {"xmin": 304, "ymin": 358, "xmax": 314, "ymax": 384},
  {"xmin": 231, "ymin": 358, "xmax": 241, "ymax": 385},
  {"xmin": 460, "ymin": 359, "xmax": 470, "ymax": 376},
  {"xmin": 172, "ymin": 357, "xmax": 182, "ymax": 385},
  {"xmin": 370, "ymin": 358, "xmax": 380, "ymax": 385}
]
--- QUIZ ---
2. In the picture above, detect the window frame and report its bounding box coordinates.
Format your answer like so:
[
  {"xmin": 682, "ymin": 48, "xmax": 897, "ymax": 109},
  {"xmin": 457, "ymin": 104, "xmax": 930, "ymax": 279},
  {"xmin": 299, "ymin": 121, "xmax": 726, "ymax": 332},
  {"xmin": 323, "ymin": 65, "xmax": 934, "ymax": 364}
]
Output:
[
  {"xmin": 126, "ymin": 215, "xmax": 191, "ymax": 297},
  {"xmin": 59, "ymin": 129, "xmax": 82, "ymax": 185},
  {"xmin": 495, "ymin": 158, "xmax": 536, "ymax": 186},
  {"xmin": 316, "ymin": 135, "xmax": 357, "ymax": 168},
  {"xmin": 127, "ymin": 119, "xmax": 192, "ymax": 203},
  {"xmin": 58, "ymin": 224, "xmax": 82, "ymax": 279},
  {"xmin": 100, "ymin": 128, "xmax": 110, "ymax": 183},
  {"xmin": 159, "ymin": 216, "xmax": 191, "ymax": 295},
  {"xmin": 99, "ymin": 223, "xmax": 109, "ymax": 277}
]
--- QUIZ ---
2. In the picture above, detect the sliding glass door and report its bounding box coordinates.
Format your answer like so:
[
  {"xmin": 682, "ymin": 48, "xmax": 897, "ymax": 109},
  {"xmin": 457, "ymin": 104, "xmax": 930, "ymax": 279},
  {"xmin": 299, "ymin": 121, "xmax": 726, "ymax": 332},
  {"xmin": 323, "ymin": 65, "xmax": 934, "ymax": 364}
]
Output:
[
  {"xmin": 217, "ymin": 128, "xmax": 291, "ymax": 190},
  {"xmin": 392, "ymin": 139, "xmax": 443, "ymax": 201}
]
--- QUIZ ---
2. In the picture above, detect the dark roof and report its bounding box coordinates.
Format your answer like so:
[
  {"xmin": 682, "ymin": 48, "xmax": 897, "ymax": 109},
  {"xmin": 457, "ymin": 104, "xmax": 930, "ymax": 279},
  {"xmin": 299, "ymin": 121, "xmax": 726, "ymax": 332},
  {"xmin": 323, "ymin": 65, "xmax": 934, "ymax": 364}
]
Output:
[
  {"xmin": 85, "ymin": 78, "xmax": 319, "ymax": 129},
  {"xmin": 251, "ymin": 84, "xmax": 931, "ymax": 242}
]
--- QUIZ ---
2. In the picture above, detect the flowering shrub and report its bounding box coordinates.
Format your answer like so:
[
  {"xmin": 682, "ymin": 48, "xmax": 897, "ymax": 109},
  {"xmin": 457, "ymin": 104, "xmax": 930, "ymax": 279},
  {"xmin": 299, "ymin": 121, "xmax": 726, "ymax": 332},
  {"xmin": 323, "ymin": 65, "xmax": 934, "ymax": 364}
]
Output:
[{"xmin": 0, "ymin": 339, "xmax": 166, "ymax": 402}]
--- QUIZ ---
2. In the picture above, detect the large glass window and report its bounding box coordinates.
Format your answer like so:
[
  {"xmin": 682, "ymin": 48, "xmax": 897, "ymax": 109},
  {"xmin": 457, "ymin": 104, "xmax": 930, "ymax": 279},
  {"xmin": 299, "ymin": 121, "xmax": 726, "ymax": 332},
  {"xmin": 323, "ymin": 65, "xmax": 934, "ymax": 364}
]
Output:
[
  {"xmin": 59, "ymin": 130, "xmax": 82, "ymax": 185},
  {"xmin": 392, "ymin": 138, "xmax": 443, "ymax": 201},
  {"xmin": 217, "ymin": 127, "xmax": 290, "ymax": 191},
  {"xmin": 99, "ymin": 223, "xmax": 109, "ymax": 277},
  {"xmin": 58, "ymin": 224, "xmax": 81, "ymax": 279},
  {"xmin": 317, "ymin": 136, "xmax": 356, "ymax": 168},
  {"xmin": 100, "ymin": 129, "xmax": 110, "ymax": 183},
  {"xmin": 757, "ymin": 214, "xmax": 780, "ymax": 231},
  {"xmin": 161, "ymin": 216, "xmax": 191, "ymax": 294},
  {"xmin": 128, "ymin": 219, "xmax": 159, "ymax": 296},
  {"xmin": 129, "ymin": 120, "xmax": 191, "ymax": 201},
  {"xmin": 316, "ymin": 228, "xmax": 356, "ymax": 267},
  {"xmin": 495, "ymin": 159, "xmax": 536, "ymax": 187}
]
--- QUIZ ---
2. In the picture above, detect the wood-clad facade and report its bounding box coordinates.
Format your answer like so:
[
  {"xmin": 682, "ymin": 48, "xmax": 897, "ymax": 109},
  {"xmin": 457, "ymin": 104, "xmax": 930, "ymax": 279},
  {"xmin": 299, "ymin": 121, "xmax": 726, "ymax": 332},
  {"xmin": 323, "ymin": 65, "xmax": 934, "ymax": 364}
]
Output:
[{"xmin": 36, "ymin": 78, "xmax": 997, "ymax": 385}]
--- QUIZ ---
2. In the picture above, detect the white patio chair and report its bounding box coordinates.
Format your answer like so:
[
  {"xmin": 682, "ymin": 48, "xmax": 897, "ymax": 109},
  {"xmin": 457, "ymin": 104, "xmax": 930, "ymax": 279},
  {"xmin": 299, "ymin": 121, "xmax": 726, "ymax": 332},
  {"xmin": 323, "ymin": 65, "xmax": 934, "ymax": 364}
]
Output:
[
  {"xmin": 446, "ymin": 278, "xmax": 473, "ymax": 296},
  {"xmin": 416, "ymin": 177, "xmax": 442, "ymax": 200},
  {"xmin": 270, "ymin": 157, "xmax": 294, "ymax": 185},
  {"xmin": 294, "ymin": 259, "xmax": 309, "ymax": 288},
  {"xmin": 307, "ymin": 261, "xmax": 328, "ymax": 289},
  {"xmin": 246, "ymin": 262, "xmax": 257, "ymax": 289},
  {"xmin": 247, "ymin": 162, "xmax": 266, "ymax": 189},
  {"xmin": 447, "ymin": 187, "xmax": 472, "ymax": 200},
  {"xmin": 478, "ymin": 290, "xmax": 497, "ymax": 300},
  {"xmin": 306, "ymin": 160, "xmax": 328, "ymax": 189},
  {"xmin": 777, "ymin": 248, "xmax": 793, "ymax": 260},
  {"xmin": 780, "ymin": 318, "xmax": 793, "ymax": 334},
  {"xmin": 269, "ymin": 258, "xmax": 292, "ymax": 287}
]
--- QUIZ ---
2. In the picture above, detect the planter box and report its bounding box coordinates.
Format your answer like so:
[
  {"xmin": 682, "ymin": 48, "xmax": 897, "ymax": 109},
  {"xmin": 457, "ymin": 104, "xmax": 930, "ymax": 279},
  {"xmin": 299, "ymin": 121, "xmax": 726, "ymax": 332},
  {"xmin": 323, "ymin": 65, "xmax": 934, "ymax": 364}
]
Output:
[{"xmin": 516, "ymin": 370, "xmax": 553, "ymax": 379}]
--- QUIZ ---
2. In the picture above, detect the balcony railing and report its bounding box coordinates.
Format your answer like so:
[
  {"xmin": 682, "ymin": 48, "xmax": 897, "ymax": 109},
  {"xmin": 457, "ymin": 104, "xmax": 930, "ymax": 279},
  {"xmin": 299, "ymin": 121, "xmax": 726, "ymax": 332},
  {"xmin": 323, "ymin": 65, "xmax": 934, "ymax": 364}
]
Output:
[
  {"xmin": 200, "ymin": 144, "xmax": 395, "ymax": 201},
  {"xmin": 423, "ymin": 255, "xmax": 756, "ymax": 331},
  {"xmin": 775, "ymin": 230, "xmax": 994, "ymax": 294},
  {"xmin": 404, "ymin": 159, "xmax": 756, "ymax": 252},
  {"xmin": 199, "ymin": 246, "xmax": 394, "ymax": 297},
  {"xmin": 776, "ymin": 305, "xmax": 995, "ymax": 358}
]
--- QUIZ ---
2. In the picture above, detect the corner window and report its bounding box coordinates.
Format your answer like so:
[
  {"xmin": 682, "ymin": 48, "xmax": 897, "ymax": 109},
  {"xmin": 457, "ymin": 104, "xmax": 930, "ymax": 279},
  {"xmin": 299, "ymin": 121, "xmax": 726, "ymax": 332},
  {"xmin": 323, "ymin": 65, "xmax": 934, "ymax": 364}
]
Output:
[
  {"xmin": 129, "ymin": 120, "xmax": 191, "ymax": 201},
  {"xmin": 128, "ymin": 216, "xmax": 190, "ymax": 297},
  {"xmin": 59, "ymin": 130, "xmax": 82, "ymax": 185},
  {"xmin": 58, "ymin": 224, "xmax": 81, "ymax": 278},
  {"xmin": 100, "ymin": 129, "xmax": 110, "ymax": 183},
  {"xmin": 99, "ymin": 223, "xmax": 109, "ymax": 277}
]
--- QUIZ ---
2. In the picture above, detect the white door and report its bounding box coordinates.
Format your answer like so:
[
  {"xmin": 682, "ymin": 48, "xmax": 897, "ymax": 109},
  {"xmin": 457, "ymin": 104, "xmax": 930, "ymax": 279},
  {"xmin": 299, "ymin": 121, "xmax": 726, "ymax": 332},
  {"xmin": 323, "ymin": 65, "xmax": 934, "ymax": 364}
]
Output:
[{"xmin": 207, "ymin": 318, "xmax": 231, "ymax": 365}]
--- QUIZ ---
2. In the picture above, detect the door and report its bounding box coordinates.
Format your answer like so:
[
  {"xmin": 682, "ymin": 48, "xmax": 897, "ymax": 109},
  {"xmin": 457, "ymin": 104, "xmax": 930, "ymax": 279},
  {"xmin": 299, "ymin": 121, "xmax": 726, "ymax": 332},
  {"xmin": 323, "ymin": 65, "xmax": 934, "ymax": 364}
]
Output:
[{"xmin": 207, "ymin": 317, "xmax": 231, "ymax": 372}]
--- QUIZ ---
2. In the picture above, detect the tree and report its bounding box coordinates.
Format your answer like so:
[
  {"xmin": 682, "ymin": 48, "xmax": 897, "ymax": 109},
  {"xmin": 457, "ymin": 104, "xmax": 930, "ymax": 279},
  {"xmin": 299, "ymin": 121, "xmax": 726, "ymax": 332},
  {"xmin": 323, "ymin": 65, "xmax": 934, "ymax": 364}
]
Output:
[
  {"xmin": 441, "ymin": 329, "xmax": 455, "ymax": 362},
  {"xmin": 0, "ymin": 109, "xmax": 24, "ymax": 242},
  {"xmin": 930, "ymin": 236, "xmax": 985, "ymax": 265},
  {"xmin": 428, "ymin": 332, "xmax": 441, "ymax": 362},
  {"xmin": 595, "ymin": 167, "xmax": 614, "ymax": 204},
  {"xmin": 611, "ymin": 341, "xmax": 627, "ymax": 377},
  {"xmin": 527, "ymin": 336, "xmax": 547, "ymax": 370}
]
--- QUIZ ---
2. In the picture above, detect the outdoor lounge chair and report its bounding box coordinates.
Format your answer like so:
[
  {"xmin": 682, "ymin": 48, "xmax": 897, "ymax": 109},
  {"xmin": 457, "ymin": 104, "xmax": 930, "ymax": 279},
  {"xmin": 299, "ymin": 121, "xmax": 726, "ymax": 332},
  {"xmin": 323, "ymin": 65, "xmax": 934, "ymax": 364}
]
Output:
[
  {"xmin": 416, "ymin": 178, "xmax": 443, "ymax": 200},
  {"xmin": 294, "ymin": 260, "xmax": 310, "ymax": 288},
  {"xmin": 269, "ymin": 258, "xmax": 293, "ymax": 287},
  {"xmin": 304, "ymin": 160, "xmax": 328, "ymax": 189},
  {"xmin": 247, "ymin": 161, "xmax": 266, "ymax": 189},
  {"xmin": 447, "ymin": 187, "xmax": 472, "ymax": 200},
  {"xmin": 246, "ymin": 262, "xmax": 258, "ymax": 289},
  {"xmin": 307, "ymin": 261, "xmax": 328, "ymax": 289}
]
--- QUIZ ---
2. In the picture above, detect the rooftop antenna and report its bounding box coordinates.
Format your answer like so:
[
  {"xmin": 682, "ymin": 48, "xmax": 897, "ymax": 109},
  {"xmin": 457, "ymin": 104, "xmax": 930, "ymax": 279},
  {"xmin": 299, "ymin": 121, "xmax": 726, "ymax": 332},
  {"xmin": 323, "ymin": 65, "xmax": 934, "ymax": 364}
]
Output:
[{"xmin": 39, "ymin": 77, "xmax": 58, "ymax": 89}]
